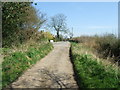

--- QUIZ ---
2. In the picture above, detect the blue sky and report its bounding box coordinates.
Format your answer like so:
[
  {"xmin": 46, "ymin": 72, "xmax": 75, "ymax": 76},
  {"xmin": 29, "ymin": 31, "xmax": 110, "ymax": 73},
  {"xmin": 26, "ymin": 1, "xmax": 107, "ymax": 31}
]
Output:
[{"xmin": 33, "ymin": 2, "xmax": 118, "ymax": 37}]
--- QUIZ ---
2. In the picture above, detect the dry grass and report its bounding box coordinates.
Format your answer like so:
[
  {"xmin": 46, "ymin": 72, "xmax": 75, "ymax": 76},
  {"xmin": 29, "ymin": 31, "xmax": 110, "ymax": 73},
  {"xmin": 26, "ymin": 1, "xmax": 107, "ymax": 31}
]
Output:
[
  {"xmin": 71, "ymin": 34, "xmax": 120, "ymax": 66},
  {"xmin": 72, "ymin": 42, "xmax": 119, "ymax": 70}
]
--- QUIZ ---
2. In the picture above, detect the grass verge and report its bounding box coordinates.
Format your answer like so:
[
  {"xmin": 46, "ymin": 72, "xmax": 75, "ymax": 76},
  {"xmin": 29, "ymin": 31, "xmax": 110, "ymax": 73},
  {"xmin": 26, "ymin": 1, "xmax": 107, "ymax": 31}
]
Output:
[
  {"xmin": 2, "ymin": 42, "xmax": 53, "ymax": 88},
  {"xmin": 71, "ymin": 42, "xmax": 120, "ymax": 88}
]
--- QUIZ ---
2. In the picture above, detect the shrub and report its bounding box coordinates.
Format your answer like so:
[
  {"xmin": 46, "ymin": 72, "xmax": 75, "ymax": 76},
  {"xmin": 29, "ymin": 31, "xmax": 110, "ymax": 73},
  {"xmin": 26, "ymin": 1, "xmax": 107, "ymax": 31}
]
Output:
[{"xmin": 95, "ymin": 34, "xmax": 120, "ymax": 64}]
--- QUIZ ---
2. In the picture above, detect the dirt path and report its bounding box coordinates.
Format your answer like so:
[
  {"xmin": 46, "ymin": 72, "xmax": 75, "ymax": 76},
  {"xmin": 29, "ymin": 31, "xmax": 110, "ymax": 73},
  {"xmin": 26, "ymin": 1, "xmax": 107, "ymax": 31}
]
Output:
[{"xmin": 11, "ymin": 42, "xmax": 78, "ymax": 88}]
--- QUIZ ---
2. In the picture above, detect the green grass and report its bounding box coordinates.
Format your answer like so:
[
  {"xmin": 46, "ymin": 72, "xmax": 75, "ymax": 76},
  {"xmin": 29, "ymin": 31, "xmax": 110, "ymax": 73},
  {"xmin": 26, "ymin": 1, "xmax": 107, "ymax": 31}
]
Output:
[
  {"xmin": 71, "ymin": 42, "xmax": 120, "ymax": 88},
  {"xmin": 2, "ymin": 42, "xmax": 53, "ymax": 88}
]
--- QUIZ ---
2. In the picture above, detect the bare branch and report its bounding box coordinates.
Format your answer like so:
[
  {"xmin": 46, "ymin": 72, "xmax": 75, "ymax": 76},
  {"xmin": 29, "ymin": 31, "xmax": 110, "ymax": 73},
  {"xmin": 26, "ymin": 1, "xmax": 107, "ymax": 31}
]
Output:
[{"xmin": 49, "ymin": 14, "xmax": 68, "ymax": 39}]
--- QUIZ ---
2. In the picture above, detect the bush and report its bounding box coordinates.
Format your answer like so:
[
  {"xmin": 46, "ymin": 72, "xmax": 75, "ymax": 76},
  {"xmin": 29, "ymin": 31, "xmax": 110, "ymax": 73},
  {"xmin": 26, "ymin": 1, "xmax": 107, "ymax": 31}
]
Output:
[
  {"xmin": 96, "ymin": 35, "xmax": 120, "ymax": 57},
  {"xmin": 95, "ymin": 34, "xmax": 120, "ymax": 65}
]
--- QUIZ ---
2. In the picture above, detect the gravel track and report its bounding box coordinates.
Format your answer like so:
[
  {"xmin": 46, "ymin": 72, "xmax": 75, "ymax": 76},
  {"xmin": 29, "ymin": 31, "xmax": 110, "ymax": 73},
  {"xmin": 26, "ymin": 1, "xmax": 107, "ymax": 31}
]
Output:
[{"xmin": 11, "ymin": 42, "xmax": 78, "ymax": 88}]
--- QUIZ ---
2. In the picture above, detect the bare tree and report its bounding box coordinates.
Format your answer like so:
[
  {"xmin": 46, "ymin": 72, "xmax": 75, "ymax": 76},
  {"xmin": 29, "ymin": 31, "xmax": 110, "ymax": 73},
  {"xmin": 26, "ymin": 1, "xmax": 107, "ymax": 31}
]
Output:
[{"xmin": 49, "ymin": 14, "xmax": 68, "ymax": 39}]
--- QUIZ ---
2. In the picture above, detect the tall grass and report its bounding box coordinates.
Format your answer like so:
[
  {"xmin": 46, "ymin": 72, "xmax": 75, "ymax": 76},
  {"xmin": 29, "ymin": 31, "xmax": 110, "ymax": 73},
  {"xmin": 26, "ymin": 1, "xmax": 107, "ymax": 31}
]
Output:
[
  {"xmin": 71, "ymin": 42, "xmax": 120, "ymax": 88},
  {"xmin": 71, "ymin": 34, "xmax": 120, "ymax": 65},
  {"xmin": 2, "ymin": 41, "xmax": 53, "ymax": 88}
]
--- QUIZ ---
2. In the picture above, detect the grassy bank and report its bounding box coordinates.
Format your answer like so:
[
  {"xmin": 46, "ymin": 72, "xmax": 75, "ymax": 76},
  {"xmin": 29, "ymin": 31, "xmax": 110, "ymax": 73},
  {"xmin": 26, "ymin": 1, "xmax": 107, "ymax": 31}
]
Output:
[
  {"xmin": 2, "ymin": 42, "xmax": 53, "ymax": 88},
  {"xmin": 71, "ymin": 42, "xmax": 120, "ymax": 88},
  {"xmin": 71, "ymin": 34, "xmax": 120, "ymax": 65}
]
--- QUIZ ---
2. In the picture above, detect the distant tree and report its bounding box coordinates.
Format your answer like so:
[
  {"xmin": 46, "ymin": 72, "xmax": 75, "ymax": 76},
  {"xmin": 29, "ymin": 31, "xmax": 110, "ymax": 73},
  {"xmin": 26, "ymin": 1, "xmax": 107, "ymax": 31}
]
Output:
[{"xmin": 49, "ymin": 14, "xmax": 68, "ymax": 39}]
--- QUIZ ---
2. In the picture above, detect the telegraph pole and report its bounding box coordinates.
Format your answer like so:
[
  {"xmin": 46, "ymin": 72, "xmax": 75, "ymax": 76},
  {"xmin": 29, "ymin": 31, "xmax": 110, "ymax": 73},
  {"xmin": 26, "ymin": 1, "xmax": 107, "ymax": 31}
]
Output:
[{"xmin": 72, "ymin": 27, "xmax": 73, "ymax": 38}]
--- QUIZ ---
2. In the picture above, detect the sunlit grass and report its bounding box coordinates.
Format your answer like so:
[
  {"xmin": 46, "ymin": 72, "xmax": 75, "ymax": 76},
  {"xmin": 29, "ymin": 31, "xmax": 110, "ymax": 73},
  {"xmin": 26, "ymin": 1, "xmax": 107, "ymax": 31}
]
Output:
[
  {"xmin": 71, "ymin": 42, "xmax": 120, "ymax": 88},
  {"xmin": 2, "ymin": 42, "xmax": 53, "ymax": 88}
]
